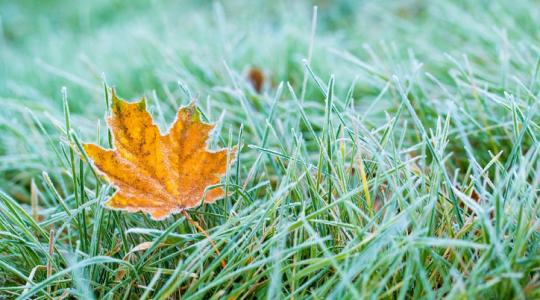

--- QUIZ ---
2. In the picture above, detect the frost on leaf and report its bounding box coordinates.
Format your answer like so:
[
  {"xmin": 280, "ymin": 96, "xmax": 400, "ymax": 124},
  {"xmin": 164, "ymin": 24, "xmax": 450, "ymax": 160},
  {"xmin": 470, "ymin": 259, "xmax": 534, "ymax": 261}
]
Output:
[{"xmin": 84, "ymin": 91, "xmax": 235, "ymax": 220}]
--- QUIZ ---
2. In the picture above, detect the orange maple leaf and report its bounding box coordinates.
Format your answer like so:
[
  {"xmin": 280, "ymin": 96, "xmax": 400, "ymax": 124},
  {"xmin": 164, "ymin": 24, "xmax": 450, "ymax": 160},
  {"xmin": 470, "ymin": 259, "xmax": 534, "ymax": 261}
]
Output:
[{"xmin": 84, "ymin": 91, "xmax": 235, "ymax": 220}]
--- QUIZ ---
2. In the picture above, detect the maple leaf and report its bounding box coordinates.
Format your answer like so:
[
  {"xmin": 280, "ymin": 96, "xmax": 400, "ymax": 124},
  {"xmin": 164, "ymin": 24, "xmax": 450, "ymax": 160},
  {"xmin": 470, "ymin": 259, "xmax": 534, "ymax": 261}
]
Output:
[{"xmin": 83, "ymin": 91, "xmax": 235, "ymax": 220}]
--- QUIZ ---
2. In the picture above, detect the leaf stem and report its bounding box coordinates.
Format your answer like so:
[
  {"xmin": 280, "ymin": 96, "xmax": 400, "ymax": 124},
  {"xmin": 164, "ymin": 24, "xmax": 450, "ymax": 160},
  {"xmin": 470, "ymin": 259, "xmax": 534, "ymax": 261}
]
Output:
[{"xmin": 181, "ymin": 211, "xmax": 227, "ymax": 268}]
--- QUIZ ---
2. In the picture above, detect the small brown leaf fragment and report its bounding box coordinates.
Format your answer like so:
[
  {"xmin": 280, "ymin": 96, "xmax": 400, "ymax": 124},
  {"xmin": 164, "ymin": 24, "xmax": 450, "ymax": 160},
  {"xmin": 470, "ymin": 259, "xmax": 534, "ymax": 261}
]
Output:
[
  {"xmin": 126, "ymin": 241, "xmax": 161, "ymax": 256},
  {"xmin": 470, "ymin": 188, "xmax": 480, "ymax": 202},
  {"xmin": 84, "ymin": 91, "xmax": 235, "ymax": 220},
  {"xmin": 247, "ymin": 67, "xmax": 265, "ymax": 93}
]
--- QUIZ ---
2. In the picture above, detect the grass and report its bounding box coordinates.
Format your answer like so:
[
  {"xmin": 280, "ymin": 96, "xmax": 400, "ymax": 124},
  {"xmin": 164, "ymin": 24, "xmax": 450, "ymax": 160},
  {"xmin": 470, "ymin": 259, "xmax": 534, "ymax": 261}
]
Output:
[{"xmin": 0, "ymin": 0, "xmax": 539, "ymax": 299}]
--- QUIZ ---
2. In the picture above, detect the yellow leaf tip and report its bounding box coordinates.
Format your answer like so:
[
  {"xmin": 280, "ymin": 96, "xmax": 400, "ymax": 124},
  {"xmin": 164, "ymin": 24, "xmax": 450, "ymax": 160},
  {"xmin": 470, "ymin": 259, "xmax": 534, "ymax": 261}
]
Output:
[
  {"xmin": 178, "ymin": 102, "xmax": 203, "ymax": 123},
  {"xmin": 109, "ymin": 91, "xmax": 147, "ymax": 113},
  {"xmin": 110, "ymin": 87, "xmax": 119, "ymax": 103},
  {"xmin": 137, "ymin": 97, "xmax": 147, "ymax": 110}
]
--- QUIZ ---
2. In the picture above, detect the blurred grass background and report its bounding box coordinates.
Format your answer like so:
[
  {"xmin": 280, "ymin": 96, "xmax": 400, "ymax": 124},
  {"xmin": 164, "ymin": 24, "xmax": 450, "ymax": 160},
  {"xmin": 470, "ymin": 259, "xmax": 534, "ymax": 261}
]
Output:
[
  {"xmin": 3, "ymin": 0, "xmax": 536, "ymax": 111},
  {"xmin": 2, "ymin": 0, "xmax": 539, "ymax": 201}
]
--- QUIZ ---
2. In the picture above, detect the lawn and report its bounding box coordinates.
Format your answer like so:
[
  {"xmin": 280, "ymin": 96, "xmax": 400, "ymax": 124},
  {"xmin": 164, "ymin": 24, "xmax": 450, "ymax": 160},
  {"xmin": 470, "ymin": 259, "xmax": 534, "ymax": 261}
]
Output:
[{"xmin": 0, "ymin": 0, "xmax": 539, "ymax": 299}]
